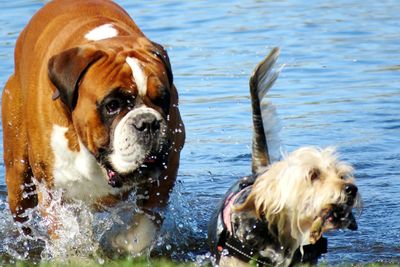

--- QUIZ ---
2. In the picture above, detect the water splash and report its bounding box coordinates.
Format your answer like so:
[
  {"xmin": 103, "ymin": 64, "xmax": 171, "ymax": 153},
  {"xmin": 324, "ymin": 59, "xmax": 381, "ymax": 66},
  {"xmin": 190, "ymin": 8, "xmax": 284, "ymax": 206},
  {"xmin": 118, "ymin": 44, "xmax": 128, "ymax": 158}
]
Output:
[
  {"xmin": 0, "ymin": 195, "xmax": 45, "ymax": 264},
  {"xmin": 0, "ymin": 178, "xmax": 215, "ymax": 265},
  {"xmin": 152, "ymin": 181, "xmax": 207, "ymax": 260},
  {"xmin": 0, "ymin": 180, "xmax": 161, "ymax": 264}
]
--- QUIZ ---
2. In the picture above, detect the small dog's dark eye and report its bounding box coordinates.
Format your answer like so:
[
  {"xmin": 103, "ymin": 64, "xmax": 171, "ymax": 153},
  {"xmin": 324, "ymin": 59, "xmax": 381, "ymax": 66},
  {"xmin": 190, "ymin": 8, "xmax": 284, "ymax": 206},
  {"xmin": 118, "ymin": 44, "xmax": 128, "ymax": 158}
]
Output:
[
  {"xmin": 310, "ymin": 169, "xmax": 320, "ymax": 181},
  {"xmin": 105, "ymin": 99, "xmax": 121, "ymax": 115}
]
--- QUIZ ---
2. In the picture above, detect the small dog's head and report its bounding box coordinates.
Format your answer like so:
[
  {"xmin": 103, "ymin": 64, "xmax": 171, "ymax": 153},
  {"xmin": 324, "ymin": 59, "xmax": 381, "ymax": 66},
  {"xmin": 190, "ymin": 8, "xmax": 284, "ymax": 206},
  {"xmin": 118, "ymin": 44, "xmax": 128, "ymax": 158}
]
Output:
[{"xmin": 236, "ymin": 147, "xmax": 361, "ymax": 247}]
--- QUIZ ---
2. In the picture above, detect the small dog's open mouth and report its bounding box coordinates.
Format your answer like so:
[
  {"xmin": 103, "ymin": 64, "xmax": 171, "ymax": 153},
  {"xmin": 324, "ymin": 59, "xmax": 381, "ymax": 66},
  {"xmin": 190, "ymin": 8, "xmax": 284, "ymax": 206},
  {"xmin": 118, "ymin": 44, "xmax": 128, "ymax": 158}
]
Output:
[
  {"xmin": 309, "ymin": 204, "xmax": 358, "ymax": 244},
  {"xmin": 105, "ymin": 155, "xmax": 163, "ymax": 188}
]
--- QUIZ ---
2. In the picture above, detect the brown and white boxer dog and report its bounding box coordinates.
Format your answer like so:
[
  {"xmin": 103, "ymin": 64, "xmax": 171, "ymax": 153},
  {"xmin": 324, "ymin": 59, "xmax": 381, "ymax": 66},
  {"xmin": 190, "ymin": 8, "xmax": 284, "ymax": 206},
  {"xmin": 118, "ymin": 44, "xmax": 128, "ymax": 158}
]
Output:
[{"xmin": 2, "ymin": 0, "xmax": 185, "ymax": 254}]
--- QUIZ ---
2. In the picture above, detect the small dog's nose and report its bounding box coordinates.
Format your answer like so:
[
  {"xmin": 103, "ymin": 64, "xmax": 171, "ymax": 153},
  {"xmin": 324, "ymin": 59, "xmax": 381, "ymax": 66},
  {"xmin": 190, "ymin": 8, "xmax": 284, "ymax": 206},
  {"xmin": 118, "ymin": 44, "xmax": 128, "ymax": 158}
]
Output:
[
  {"xmin": 132, "ymin": 114, "xmax": 160, "ymax": 133},
  {"xmin": 344, "ymin": 183, "xmax": 358, "ymax": 198}
]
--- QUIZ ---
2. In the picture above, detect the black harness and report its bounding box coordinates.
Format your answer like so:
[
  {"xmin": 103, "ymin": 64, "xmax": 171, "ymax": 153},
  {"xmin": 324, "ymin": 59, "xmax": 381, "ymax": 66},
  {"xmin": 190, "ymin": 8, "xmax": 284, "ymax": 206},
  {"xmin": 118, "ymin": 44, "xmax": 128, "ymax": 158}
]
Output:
[
  {"xmin": 213, "ymin": 176, "xmax": 273, "ymax": 265},
  {"xmin": 210, "ymin": 176, "xmax": 328, "ymax": 266}
]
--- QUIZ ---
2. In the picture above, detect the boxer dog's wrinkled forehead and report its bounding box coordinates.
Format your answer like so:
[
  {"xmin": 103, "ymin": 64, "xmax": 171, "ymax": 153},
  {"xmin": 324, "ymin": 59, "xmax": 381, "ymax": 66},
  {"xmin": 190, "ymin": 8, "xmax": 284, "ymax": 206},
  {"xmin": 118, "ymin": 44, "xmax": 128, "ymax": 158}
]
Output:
[
  {"xmin": 123, "ymin": 50, "xmax": 172, "ymax": 114},
  {"xmin": 68, "ymin": 47, "xmax": 170, "ymax": 115},
  {"xmin": 86, "ymin": 54, "xmax": 171, "ymax": 129},
  {"xmin": 94, "ymin": 43, "xmax": 171, "ymax": 105},
  {"xmin": 48, "ymin": 42, "xmax": 168, "ymax": 107}
]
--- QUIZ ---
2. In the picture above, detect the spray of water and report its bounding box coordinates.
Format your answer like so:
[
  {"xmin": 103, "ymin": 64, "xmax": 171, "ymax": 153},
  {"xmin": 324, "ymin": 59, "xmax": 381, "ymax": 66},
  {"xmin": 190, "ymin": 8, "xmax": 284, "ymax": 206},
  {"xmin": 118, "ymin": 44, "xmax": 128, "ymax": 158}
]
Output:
[
  {"xmin": 0, "ymin": 177, "xmax": 217, "ymax": 265},
  {"xmin": 0, "ymin": 180, "xmax": 154, "ymax": 264}
]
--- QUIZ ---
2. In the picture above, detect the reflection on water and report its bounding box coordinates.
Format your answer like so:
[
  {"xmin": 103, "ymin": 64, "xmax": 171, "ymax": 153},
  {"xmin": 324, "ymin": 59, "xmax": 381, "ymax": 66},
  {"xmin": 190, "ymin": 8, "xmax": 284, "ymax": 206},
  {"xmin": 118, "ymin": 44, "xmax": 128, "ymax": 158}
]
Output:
[{"xmin": 0, "ymin": 0, "xmax": 399, "ymax": 265}]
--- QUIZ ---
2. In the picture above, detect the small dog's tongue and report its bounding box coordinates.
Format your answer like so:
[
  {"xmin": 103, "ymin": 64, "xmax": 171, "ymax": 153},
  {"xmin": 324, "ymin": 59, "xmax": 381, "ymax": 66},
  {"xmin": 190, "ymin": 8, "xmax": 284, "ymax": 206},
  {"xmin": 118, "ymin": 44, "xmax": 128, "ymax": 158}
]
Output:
[{"xmin": 107, "ymin": 168, "xmax": 123, "ymax": 188}]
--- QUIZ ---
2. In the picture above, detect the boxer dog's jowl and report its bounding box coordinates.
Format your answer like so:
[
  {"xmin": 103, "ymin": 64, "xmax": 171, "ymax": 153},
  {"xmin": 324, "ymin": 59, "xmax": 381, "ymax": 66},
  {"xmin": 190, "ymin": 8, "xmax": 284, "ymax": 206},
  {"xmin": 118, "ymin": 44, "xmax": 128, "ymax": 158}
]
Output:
[{"xmin": 2, "ymin": 0, "xmax": 185, "ymax": 254}]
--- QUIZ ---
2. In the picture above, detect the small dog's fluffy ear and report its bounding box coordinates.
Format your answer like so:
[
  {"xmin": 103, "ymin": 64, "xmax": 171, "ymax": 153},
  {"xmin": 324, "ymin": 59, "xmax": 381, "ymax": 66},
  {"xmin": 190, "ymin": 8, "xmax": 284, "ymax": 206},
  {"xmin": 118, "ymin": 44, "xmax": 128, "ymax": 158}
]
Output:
[{"xmin": 234, "ymin": 161, "xmax": 286, "ymax": 220}]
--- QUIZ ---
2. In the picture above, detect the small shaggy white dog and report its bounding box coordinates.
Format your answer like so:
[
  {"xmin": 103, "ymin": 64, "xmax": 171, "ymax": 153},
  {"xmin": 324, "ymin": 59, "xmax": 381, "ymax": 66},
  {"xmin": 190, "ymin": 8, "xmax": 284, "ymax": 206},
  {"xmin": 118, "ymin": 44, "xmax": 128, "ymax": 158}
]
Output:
[{"xmin": 208, "ymin": 48, "xmax": 361, "ymax": 267}]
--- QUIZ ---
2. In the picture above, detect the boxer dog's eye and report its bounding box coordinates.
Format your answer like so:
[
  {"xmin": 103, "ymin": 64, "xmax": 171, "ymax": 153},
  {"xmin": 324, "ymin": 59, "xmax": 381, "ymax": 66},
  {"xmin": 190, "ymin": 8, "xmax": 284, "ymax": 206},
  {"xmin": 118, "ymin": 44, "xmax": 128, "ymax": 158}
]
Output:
[{"xmin": 105, "ymin": 99, "xmax": 121, "ymax": 115}]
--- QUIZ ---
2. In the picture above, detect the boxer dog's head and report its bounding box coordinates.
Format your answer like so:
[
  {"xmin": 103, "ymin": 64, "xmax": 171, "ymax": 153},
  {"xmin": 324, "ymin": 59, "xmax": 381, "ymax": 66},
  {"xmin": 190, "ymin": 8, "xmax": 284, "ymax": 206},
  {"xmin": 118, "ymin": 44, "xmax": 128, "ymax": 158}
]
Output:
[{"xmin": 48, "ymin": 38, "xmax": 177, "ymax": 188}]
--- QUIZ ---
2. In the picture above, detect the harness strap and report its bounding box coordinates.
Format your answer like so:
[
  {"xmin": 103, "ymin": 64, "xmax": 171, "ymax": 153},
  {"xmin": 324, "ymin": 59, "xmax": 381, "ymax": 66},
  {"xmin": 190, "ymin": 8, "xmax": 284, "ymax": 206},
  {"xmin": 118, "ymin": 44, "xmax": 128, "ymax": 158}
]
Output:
[
  {"xmin": 217, "ymin": 181, "xmax": 274, "ymax": 265},
  {"xmin": 214, "ymin": 177, "xmax": 254, "ymax": 262},
  {"xmin": 222, "ymin": 189, "xmax": 246, "ymax": 233},
  {"xmin": 225, "ymin": 234, "xmax": 273, "ymax": 266}
]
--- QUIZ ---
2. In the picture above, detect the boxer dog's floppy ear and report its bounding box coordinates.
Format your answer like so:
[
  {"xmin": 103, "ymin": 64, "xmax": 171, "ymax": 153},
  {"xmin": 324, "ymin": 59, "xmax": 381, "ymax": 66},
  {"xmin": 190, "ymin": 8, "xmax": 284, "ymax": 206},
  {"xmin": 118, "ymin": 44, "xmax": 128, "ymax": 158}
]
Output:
[
  {"xmin": 48, "ymin": 47, "xmax": 105, "ymax": 110},
  {"xmin": 151, "ymin": 42, "xmax": 173, "ymax": 87}
]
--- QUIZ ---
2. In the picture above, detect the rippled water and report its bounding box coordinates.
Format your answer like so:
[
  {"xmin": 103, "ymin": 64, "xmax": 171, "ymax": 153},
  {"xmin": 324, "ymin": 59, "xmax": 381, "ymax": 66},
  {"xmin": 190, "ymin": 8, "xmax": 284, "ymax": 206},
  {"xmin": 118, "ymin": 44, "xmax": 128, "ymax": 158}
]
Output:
[{"xmin": 0, "ymin": 0, "xmax": 399, "ymax": 265}]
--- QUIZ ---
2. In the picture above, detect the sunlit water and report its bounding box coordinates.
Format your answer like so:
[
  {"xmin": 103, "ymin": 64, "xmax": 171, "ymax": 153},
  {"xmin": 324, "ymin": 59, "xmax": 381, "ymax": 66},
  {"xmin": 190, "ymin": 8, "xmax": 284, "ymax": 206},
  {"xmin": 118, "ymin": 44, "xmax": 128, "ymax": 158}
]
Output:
[{"xmin": 0, "ymin": 0, "xmax": 399, "ymax": 265}]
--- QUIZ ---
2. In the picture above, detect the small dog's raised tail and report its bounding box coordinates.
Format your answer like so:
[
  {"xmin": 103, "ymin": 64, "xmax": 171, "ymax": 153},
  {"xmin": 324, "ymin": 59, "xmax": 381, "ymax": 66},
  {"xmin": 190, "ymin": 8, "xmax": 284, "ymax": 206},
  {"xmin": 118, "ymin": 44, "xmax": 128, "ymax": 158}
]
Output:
[{"xmin": 249, "ymin": 47, "xmax": 281, "ymax": 176}]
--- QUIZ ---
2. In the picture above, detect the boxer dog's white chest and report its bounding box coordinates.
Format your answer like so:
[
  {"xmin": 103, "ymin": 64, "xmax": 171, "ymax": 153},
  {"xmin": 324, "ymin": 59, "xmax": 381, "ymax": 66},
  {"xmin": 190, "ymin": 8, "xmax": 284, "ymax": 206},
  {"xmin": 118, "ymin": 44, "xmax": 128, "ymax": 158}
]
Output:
[{"xmin": 50, "ymin": 125, "xmax": 127, "ymax": 203}]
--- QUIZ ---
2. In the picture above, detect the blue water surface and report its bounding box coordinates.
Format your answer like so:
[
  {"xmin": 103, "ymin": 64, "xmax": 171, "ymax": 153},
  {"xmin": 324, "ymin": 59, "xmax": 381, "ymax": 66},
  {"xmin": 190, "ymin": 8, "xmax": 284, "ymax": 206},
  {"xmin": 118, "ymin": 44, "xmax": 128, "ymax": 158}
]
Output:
[{"xmin": 0, "ymin": 0, "xmax": 399, "ymax": 264}]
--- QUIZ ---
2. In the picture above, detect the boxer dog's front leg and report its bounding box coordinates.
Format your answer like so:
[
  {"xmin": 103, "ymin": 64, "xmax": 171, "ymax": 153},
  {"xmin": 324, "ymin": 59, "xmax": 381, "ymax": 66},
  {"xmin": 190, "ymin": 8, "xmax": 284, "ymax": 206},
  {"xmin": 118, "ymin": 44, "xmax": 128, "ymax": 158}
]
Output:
[
  {"xmin": 100, "ymin": 209, "xmax": 161, "ymax": 256},
  {"xmin": 2, "ymin": 76, "xmax": 38, "ymax": 234}
]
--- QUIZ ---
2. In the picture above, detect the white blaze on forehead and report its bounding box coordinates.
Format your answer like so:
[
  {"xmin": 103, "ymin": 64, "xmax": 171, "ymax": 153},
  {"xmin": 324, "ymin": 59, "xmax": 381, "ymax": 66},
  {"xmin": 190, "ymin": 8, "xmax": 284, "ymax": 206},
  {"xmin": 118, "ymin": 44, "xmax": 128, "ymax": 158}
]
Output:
[
  {"xmin": 85, "ymin": 23, "xmax": 118, "ymax": 41},
  {"xmin": 126, "ymin": 57, "xmax": 148, "ymax": 96}
]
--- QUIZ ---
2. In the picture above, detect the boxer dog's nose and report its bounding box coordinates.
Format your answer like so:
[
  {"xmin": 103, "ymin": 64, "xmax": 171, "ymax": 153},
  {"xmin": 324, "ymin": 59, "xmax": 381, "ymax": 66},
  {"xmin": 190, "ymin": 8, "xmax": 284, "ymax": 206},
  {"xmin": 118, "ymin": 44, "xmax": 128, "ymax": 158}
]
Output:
[{"xmin": 132, "ymin": 113, "xmax": 160, "ymax": 133}]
